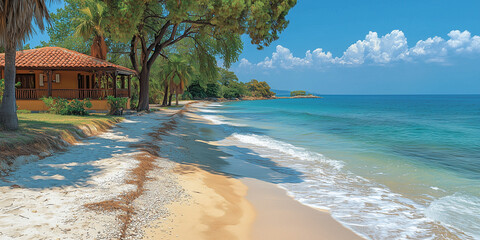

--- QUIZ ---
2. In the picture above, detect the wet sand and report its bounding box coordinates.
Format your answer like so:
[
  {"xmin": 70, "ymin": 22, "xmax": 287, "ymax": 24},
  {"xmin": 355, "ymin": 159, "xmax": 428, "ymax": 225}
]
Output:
[
  {"xmin": 144, "ymin": 102, "xmax": 363, "ymax": 240},
  {"xmin": 245, "ymin": 178, "xmax": 363, "ymax": 240},
  {"xmin": 144, "ymin": 165, "xmax": 255, "ymax": 240}
]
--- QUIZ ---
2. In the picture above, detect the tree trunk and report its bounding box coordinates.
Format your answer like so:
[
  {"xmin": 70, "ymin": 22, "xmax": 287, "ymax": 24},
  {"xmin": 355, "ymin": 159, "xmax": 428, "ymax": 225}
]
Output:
[
  {"xmin": 0, "ymin": 45, "xmax": 19, "ymax": 130},
  {"xmin": 175, "ymin": 91, "xmax": 179, "ymax": 106},
  {"xmin": 168, "ymin": 93, "xmax": 172, "ymax": 106},
  {"xmin": 137, "ymin": 69, "xmax": 150, "ymax": 111},
  {"xmin": 91, "ymin": 35, "xmax": 108, "ymax": 60},
  {"xmin": 161, "ymin": 82, "xmax": 169, "ymax": 106}
]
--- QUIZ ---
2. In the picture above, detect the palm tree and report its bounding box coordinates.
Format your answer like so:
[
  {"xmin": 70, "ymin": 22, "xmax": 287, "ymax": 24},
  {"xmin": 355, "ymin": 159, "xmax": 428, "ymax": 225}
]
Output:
[
  {"xmin": 0, "ymin": 0, "xmax": 52, "ymax": 130},
  {"xmin": 163, "ymin": 55, "xmax": 195, "ymax": 106},
  {"xmin": 75, "ymin": 0, "xmax": 107, "ymax": 60}
]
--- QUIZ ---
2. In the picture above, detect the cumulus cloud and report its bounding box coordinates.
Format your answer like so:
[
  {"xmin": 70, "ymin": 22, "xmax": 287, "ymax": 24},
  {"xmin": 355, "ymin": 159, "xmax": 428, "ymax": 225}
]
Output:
[
  {"xmin": 257, "ymin": 45, "xmax": 312, "ymax": 69},
  {"xmin": 239, "ymin": 30, "xmax": 480, "ymax": 69}
]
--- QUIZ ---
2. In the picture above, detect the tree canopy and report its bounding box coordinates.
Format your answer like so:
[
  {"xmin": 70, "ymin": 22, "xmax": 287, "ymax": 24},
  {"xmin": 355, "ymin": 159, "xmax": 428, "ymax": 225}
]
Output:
[{"xmin": 100, "ymin": 0, "xmax": 296, "ymax": 110}]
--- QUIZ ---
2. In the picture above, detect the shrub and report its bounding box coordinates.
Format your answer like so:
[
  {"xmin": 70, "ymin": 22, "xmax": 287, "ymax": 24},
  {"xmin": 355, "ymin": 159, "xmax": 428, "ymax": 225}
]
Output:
[
  {"xmin": 290, "ymin": 90, "xmax": 306, "ymax": 96},
  {"xmin": 68, "ymin": 99, "xmax": 92, "ymax": 115},
  {"xmin": 206, "ymin": 82, "xmax": 221, "ymax": 98},
  {"xmin": 41, "ymin": 97, "xmax": 92, "ymax": 115},
  {"xmin": 182, "ymin": 91, "xmax": 193, "ymax": 100},
  {"xmin": 130, "ymin": 90, "xmax": 139, "ymax": 110},
  {"xmin": 187, "ymin": 81, "xmax": 207, "ymax": 99},
  {"xmin": 107, "ymin": 96, "xmax": 128, "ymax": 115}
]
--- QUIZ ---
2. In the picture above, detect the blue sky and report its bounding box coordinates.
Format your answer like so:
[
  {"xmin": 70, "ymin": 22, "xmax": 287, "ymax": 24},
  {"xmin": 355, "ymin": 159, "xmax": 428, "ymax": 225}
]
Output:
[{"xmin": 28, "ymin": 0, "xmax": 480, "ymax": 94}]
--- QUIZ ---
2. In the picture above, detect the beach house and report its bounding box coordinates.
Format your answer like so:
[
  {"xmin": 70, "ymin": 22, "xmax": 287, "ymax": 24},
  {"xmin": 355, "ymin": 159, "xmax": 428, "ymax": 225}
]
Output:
[{"xmin": 0, "ymin": 47, "xmax": 136, "ymax": 111}]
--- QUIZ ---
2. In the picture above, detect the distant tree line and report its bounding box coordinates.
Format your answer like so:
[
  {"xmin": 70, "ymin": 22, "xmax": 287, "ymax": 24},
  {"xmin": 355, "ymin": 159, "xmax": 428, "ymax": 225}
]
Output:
[
  {"xmin": 290, "ymin": 90, "xmax": 306, "ymax": 96},
  {"xmin": 185, "ymin": 69, "xmax": 275, "ymax": 100}
]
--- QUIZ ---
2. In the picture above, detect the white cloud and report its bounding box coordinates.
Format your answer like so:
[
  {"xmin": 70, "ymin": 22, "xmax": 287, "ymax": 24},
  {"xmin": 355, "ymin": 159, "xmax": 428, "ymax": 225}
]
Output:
[
  {"xmin": 239, "ymin": 30, "xmax": 480, "ymax": 69},
  {"xmin": 238, "ymin": 58, "xmax": 252, "ymax": 67},
  {"xmin": 340, "ymin": 30, "xmax": 409, "ymax": 64},
  {"xmin": 257, "ymin": 45, "xmax": 312, "ymax": 69}
]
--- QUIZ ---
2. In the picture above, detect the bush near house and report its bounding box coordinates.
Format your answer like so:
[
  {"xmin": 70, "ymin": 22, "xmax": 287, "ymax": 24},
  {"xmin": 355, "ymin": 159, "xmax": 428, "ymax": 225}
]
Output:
[
  {"xmin": 41, "ymin": 97, "xmax": 92, "ymax": 115},
  {"xmin": 106, "ymin": 96, "xmax": 128, "ymax": 115}
]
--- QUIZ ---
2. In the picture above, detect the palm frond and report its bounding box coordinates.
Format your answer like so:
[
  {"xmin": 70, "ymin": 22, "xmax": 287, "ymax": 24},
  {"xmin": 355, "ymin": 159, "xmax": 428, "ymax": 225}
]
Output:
[{"xmin": 0, "ymin": 0, "xmax": 52, "ymax": 48}]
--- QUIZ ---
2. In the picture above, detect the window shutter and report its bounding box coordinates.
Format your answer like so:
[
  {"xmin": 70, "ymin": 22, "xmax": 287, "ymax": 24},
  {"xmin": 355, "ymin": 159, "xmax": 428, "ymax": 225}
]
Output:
[{"xmin": 39, "ymin": 74, "xmax": 44, "ymax": 86}]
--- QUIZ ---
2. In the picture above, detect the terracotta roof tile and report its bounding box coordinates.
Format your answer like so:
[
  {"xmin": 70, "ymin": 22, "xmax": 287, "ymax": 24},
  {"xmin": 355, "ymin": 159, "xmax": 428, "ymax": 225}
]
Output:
[{"xmin": 0, "ymin": 47, "xmax": 136, "ymax": 75}]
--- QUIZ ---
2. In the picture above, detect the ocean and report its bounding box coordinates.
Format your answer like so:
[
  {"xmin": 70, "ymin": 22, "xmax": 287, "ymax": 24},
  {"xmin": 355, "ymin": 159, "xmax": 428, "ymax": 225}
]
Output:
[{"xmin": 195, "ymin": 95, "xmax": 480, "ymax": 240}]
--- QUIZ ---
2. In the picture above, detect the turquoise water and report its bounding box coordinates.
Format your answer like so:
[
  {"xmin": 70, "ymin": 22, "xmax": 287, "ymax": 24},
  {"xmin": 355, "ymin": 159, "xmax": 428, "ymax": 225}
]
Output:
[{"xmin": 197, "ymin": 95, "xmax": 480, "ymax": 239}]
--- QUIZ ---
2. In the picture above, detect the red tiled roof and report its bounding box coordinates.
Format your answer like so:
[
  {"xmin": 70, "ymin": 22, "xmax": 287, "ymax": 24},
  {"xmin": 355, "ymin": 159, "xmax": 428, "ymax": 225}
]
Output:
[{"xmin": 0, "ymin": 47, "xmax": 136, "ymax": 75}]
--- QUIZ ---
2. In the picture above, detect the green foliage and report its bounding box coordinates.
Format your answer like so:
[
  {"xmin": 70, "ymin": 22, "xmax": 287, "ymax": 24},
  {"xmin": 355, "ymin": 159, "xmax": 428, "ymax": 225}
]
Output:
[
  {"xmin": 41, "ymin": 0, "xmax": 91, "ymax": 53},
  {"xmin": 101, "ymin": 0, "xmax": 296, "ymax": 110},
  {"xmin": 290, "ymin": 90, "xmax": 306, "ymax": 96},
  {"xmin": 130, "ymin": 92, "xmax": 139, "ymax": 109},
  {"xmin": 0, "ymin": 79, "xmax": 22, "ymax": 104},
  {"xmin": 75, "ymin": 0, "xmax": 106, "ymax": 40},
  {"xmin": 181, "ymin": 91, "xmax": 193, "ymax": 100},
  {"xmin": 206, "ymin": 82, "xmax": 222, "ymax": 98},
  {"xmin": 187, "ymin": 79, "xmax": 207, "ymax": 99},
  {"xmin": 247, "ymin": 79, "xmax": 275, "ymax": 98},
  {"xmin": 41, "ymin": 97, "xmax": 92, "ymax": 115},
  {"xmin": 218, "ymin": 68, "xmax": 248, "ymax": 99},
  {"xmin": 165, "ymin": 54, "xmax": 196, "ymax": 95},
  {"xmin": 185, "ymin": 68, "xmax": 248, "ymax": 100},
  {"xmin": 106, "ymin": 96, "xmax": 128, "ymax": 115},
  {"xmin": 104, "ymin": 0, "xmax": 297, "ymax": 50},
  {"xmin": 42, "ymin": 0, "xmax": 130, "ymax": 61}
]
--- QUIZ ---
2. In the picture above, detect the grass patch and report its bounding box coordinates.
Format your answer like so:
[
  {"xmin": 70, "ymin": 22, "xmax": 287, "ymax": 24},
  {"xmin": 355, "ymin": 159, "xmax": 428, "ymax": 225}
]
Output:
[{"xmin": 0, "ymin": 113, "xmax": 123, "ymax": 159}]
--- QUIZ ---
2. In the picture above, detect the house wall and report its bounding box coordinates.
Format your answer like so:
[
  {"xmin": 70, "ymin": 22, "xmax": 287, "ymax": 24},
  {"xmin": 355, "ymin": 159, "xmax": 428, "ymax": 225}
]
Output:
[
  {"xmin": 12, "ymin": 70, "xmax": 94, "ymax": 90},
  {"xmin": 17, "ymin": 99, "xmax": 131, "ymax": 111}
]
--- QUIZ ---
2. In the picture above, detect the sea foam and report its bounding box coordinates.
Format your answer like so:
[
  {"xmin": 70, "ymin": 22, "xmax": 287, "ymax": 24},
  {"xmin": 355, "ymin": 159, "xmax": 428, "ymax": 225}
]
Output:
[{"xmin": 228, "ymin": 133, "xmax": 470, "ymax": 239}]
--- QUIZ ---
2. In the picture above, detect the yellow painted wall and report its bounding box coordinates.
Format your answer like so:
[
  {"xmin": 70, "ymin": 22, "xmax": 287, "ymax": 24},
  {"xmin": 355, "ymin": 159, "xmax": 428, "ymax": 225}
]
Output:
[
  {"xmin": 16, "ymin": 99, "xmax": 131, "ymax": 111},
  {"xmin": 14, "ymin": 70, "xmax": 93, "ymax": 90}
]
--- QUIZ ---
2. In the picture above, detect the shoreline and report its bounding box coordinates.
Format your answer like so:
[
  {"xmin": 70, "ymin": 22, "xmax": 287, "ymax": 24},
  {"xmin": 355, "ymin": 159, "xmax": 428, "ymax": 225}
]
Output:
[
  {"xmin": 143, "ymin": 101, "xmax": 363, "ymax": 240},
  {"xmin": 0, "ymin": 101, "xmax": 363, "ymax": 239},
  {"xmin": 244, "ymin": 178, "xmax": 363, "ymax": 240}
]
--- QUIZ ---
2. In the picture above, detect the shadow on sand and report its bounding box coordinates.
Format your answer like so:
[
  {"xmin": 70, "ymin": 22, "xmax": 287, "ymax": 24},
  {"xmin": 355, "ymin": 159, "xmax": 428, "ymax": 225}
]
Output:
[{"xmin": 158, "ymin": 111, "xmax": 305, "ymax": 185}]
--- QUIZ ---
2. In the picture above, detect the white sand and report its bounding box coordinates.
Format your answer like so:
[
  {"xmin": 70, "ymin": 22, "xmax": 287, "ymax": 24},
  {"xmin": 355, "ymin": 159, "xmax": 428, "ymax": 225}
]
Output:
[{"xmin": 0, "ymin": 111, "xmax": 182, "ymax": 239}]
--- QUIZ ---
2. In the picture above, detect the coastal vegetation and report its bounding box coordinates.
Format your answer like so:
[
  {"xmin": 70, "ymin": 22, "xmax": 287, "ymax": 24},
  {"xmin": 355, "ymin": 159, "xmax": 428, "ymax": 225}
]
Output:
[
  {"xmin": 290, "ymin": 90, "xmax": 307, "ymax": 96},
  {"xmin": 0, "ymin": 0, "xmax": 296, "ymax": 129},
  {"xmin": 185, "ymin": 69, "xmax": 275, "ymax": 100},
  {"xmin": 247, "ymin": 79, "xmax": 276, "ymax": 98}
]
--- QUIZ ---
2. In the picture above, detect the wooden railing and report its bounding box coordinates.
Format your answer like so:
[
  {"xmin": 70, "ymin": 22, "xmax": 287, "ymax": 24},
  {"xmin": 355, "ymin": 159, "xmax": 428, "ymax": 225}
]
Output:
[
  {"xmin": 15, "ymin": 89, "xmax": 48, "ymax": 100},
  {"xmin": 117, "ymin": 89, "xmax": 129, "ymax": 98},
  {"xmin": 16, "ymin": 89, "xmax": 128, "ymax": 100}
]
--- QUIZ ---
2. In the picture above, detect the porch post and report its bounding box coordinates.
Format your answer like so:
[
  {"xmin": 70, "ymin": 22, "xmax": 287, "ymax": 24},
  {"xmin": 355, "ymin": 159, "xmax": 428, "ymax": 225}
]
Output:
[
  {"xmin": 113, "ymin": 72, "xmax": 118, "ymax": 97},
  {"xmin": 121, "ymin": 75, "xmax": 125, "ymax": 89},
  {"xmin": 128, "ymin": 75, "xmax": 131, "ymax": 98},
  {"xmin": 47, "ymin": 70, "xmax": 53, "ymax": 97}
]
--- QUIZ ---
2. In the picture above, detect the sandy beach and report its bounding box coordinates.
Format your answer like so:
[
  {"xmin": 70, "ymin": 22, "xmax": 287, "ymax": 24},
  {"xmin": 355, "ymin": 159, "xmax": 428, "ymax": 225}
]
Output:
[
  {"xmin": 143, "ymin": 102, "xmax": 363, "ymax": 240},
  {"xmin": 0, "ymin": 102, "xmax": 363, "ymax": 239}
]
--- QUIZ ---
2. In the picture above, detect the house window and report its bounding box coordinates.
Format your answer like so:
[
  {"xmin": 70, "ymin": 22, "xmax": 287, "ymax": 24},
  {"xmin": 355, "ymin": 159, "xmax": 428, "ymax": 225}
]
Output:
[
  {"xmin": 78, "ymin": 74, "xmax": 85, "ymax": 89},
  {"xmin": 86, "ymin": 75, "xmax": 90, "ymax": 89},
  {"xmin": 15, "ymin": 74, "xmax": 35, "ymax": 89}
]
